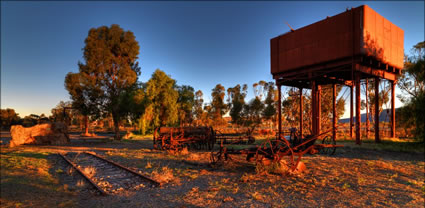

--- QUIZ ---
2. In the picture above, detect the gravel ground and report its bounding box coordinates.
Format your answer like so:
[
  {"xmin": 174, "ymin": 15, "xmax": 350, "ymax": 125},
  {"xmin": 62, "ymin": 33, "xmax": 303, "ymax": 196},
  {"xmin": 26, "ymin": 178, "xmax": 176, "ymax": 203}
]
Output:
[{"xmin": 1, "ymin": 138, "xmax": 424, "ymax": 207}]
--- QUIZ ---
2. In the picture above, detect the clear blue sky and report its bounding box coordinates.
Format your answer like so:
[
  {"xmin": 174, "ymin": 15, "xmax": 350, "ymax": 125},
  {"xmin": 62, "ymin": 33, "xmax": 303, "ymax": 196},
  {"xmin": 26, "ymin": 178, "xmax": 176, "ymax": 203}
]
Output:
[{"xmin": 1, "ymin": 1, "xmax": 424, "ymax": 118}]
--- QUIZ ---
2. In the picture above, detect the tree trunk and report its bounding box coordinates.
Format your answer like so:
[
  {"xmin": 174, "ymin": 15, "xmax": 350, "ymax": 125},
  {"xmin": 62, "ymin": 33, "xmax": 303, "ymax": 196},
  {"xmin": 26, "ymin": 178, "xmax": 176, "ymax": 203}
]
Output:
[
  {"xmin": 84, "ymin": 115, "xmax": 89, "ymax": 135},
  {"xmin": 113, "ymin": 115, "xmax": 121, "ymax": 140}
]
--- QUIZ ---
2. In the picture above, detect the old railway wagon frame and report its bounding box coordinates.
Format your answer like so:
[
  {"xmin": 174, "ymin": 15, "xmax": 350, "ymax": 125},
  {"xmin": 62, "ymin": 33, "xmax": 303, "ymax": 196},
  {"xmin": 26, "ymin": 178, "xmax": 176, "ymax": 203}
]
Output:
[
  {"xmin": 153, "ymin": 126, "xmax": 216, "ymax": 150},
  {"xmin": 153, "ymin": 127, "xmax": 256, "ymax": 151}
]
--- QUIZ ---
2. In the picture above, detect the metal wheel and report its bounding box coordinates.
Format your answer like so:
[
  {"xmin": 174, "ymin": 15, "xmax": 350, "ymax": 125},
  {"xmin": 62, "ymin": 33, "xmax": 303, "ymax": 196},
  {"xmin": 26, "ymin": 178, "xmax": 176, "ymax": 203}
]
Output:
[
  {"xmin": 247, "ymin": 136, "xmax": 255, "ymax": 144},
  {"xmin": 320, "ymin": 135, "xmax": 336, "ymax": 155},
  {"xmin": 254, "ymin": 138, "xmax": 298, "ymax": 174},
  {"xmin": 210, "ymin": 147, "xmax": 226, "ymax": 166}
]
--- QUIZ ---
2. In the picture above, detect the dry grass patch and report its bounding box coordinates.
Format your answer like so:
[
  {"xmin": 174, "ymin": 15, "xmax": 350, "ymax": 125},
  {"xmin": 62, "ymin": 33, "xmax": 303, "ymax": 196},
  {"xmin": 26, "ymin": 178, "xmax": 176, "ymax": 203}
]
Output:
[
  {"xmin": 82, "ymin": 166, "xmax": 96, "ymax": 177},
  {"xmin": 151, "ymin": 166, "xmax": 175, "ymax": 184},
  {"xmin": 0, "ymin": 149, "xmax": 74, "ymax": 207}
]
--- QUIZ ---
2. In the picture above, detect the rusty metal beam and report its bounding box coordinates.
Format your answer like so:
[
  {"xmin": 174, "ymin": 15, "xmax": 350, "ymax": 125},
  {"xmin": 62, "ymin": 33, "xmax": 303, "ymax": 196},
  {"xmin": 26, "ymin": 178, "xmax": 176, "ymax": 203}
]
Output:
[
  {"xmin": 274, "ymin": 62, "xmax": 400, "ymax": 87},
  {"xmin": 276, "ymin": 79, "xmax": 310, "ymax": 89},
  {"xmin": 355, "ymin": 64, "xmax": 396, "ymax": 81},
  {"xmin": 272, "ymin": 57, "xmax": 355, "ymax": 79},
  {"xmin": 390, "ymin": 81, "xmax": 396, "ymax": 138},
  {"xmin": 355, "ymin": 72, "xmax": 361, "ymax": 145},
  {"xmin": 276, "ymin": 74, "xmax": 354, "ymax": 88},
  {"xmin": 332, "ymin": 84, "xmax": 337, "ymax": 142},
  {"xmin": 375, "ymin": 77, "xmax": 381, "ymax": 143},
  {"xmin": 299, "ymin": 88, "xmax": 303, "ymax": 139}
]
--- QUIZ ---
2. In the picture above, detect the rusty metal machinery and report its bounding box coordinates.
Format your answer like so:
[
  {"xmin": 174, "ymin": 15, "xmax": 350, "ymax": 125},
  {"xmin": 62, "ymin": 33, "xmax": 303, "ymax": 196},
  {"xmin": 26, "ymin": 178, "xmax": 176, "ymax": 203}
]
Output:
[
  {"xmin": 153, "ymin": 127, "xmax": 258, "ymax": 151},
  {"xmin": 210, "ymin": 128, "xmax": 343, "ymax": 172},
  {"xmin": 153, "ymin": 126, "xmax": 215, "ymax": 151},
  {"xmin": 214, "ymin": 130, "xmax": 255, "ymax": 145}
]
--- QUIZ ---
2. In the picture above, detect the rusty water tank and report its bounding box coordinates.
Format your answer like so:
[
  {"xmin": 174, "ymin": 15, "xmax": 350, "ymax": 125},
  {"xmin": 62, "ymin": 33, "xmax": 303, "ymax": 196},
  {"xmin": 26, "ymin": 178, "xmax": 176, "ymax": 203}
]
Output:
[{"xmin": 271, "ymin": 5, "xmax": 404, "ymax": 75}]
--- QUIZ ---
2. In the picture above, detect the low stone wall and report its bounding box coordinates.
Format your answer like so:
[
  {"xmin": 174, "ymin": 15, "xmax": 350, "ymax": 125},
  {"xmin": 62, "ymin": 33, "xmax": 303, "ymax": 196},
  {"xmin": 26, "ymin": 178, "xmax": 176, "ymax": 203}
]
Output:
[{"xmin": 10, "ymin": 122, "xmax": 70, "ymax": 147}]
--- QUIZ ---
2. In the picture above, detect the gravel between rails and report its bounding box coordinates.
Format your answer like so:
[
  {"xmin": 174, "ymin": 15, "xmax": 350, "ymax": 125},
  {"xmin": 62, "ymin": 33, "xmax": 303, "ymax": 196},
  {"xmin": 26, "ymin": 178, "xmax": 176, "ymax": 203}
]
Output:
[{"xmin": 64, "ymin": 152, "xmax": 157, "ymax": 195}]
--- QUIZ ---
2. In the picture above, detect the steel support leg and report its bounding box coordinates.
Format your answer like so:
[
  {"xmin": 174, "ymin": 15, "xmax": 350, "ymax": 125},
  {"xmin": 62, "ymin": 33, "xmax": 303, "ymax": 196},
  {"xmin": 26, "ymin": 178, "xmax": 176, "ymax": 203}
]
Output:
[
  {"xmin": 332, "ymin": 84, "xmax": 337, "ymax": 142},
  {"xmin": 299, "ymin": 88, "xmax": 303, "ymax": 139},
  {"xmin": 311, "ymin": 81, "xmax": 317, "ymax": 135},
  {"xmin": 350, "ymin": 85, "xmax": 354, "ymax": 139},
  {"xmin": 317, "ymin": 85, "xmax": 322, "ymax": 134},
  {"xmin": 391, "ymin": 80, "xmax": 396, "ymax": 138},
  {"xmin": 356, "ymin": 73, "xmax": 361, "ymax": 145},
  {"xmin": 375, "ymin": 77, "xmax": 381, "ymax": 143},
  {"xmin": 278, "ymin": 84, "xmax": 282, "ymax": 140},
  {"xmin": 366, "ymin": 79, "xmax": 369, "ymax": 139}
]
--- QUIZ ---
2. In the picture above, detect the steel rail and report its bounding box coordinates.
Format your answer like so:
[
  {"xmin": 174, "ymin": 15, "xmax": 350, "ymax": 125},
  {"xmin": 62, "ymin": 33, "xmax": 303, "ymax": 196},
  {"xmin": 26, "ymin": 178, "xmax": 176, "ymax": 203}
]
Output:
[
  {"xmin": 84, "ymin": 152, "xmax": 161, "ymax": 187},
  {"xmin": 58, "ymin": 153, "xmax": 108, "ymax": 196}
]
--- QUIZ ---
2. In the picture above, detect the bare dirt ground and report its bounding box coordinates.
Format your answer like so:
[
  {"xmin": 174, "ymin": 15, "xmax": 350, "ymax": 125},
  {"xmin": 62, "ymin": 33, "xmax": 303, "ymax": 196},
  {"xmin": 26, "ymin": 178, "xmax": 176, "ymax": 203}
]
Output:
[{"xmin": 1, "ymin": 134, "xmax": 424, "ymax": 208}]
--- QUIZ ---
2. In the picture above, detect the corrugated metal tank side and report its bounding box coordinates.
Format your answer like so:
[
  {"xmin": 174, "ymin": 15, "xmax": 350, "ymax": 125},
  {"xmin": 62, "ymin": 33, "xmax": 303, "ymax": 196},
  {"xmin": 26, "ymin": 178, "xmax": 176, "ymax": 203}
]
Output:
[
  {"xmin": 270, "ymin": 37, "xmax": 279, "ymax": 75},
  {"xmin": 362, "ymin": 5, "xmax": 404, "ymax": 69},
  {"xmin": 272, "ymin": 7, "xmax": 361, "ymax": 74},
  {"xmin": 271, "ymin": 5, "xmax": 404, "ymax": 75}
]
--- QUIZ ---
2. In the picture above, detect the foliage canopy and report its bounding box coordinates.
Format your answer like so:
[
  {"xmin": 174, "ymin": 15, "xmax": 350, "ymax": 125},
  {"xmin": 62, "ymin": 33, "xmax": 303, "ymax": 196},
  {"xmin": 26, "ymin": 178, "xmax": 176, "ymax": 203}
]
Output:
[{"xmin": 65, "ymin": 24, "xmax": 141, "ymax": 139}]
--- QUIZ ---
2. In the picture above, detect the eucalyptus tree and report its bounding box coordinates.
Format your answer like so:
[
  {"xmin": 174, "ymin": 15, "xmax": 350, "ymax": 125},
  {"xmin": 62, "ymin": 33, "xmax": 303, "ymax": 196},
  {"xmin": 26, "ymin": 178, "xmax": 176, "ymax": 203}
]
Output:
[
  {"xmin": 65, "ymin": 24, "xmax": 141, "ymax": 140},
  {"xmin": 261, "ymin": 81, "xmax": 277, "ymax": 123},
  {"xmin": 144, "ymin": 69, "xmax": 179, "ymax": 129},
  {"xmin": 227, "ymin": 84, "xmax": 247, "ymax": 124},
  {"xmin": 177, "ymin": 85, "xmax": 195, "ymax": 126},
  {"xmin": 193, "ymin": 90, "xmax": 204, "ymax": 125},
  {"xmin": 397, "ymin": 41, "xmax": 424, "ymax": 140},
  {"xmin": 65, "ymin": 73, "xmax": 102, "ymax": 135},
  {"xmin": 211, "ymin": 84, "xmax": 228, "ymax": 125},
  {"xmin": 242, "ymin": 97, "xmax": 265, "ymax": 135},
  {"xmin": 0, "ymin": 108, "xmax": 21, "ymax": 130}
]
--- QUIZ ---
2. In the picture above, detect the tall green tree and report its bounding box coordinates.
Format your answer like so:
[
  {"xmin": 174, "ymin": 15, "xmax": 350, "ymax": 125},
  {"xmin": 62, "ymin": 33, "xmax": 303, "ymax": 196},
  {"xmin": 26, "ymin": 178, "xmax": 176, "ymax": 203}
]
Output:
[
  {"xmin": 193, "ymin": 90, "xmax": 204, "ymax": 126},
  {"xmin": 50, "ymin": 100, "xmax": 74, "ymax": 123},
  {"xmin": 253, "ymin": 80, "xmax": 267, "ymax": 100},
  {"xmin": 22, "ymin": 114, "xmax": 39, "ymax": 127},
  {"xmin": 144, "ymin": 69, "xmax": 179, "ymax": 128},
  {"xmin": 65, "ymin": 72, "xmax": 102, "ymax": 135},
  {"xmin": 211, "ymin": 84, "xmax": 227, "ymax": 125},
  {"xmin": 241, "ymin": 97, "xmax": 265, "ymax": 134},
  {"xmin": 398, "ymin": 42, "xmax": 425, "ymax": 101},
  {"xmin": 261, "ymin": 82, "xmax": 277, "ymax": 124},
  {"xmin": 66, "ymin": 24, "xmax": 141, "ymax": 139},
  {"xmin": 397, "ymin": 41, "xmax": 424, "ymax": 141},
  {"xmin": 130, "ymin": 83, "xmax": 148, "ymax": 134},
  {"xmin": 1, "ymin": 108, "xmax": 21, "ymax": 130},
  {"xmin": 227, "ymin": 84, "xmax": 247, "ymax": 124},
  {"xmin": 177, "ymin": 85, "xmax": 195, "ymax": 126},
  {"xmin": 282, "ymin": 88, "xmax": 303, "ymax": 128},
  {"xmin": 202, "ymin": 104, "xmax": 214, "ymax": 126}
]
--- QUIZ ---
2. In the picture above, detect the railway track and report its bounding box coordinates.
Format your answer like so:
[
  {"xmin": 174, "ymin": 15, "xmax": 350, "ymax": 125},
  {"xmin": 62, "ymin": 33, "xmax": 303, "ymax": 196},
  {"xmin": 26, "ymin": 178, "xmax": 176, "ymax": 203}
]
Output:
[{"xmin": 59, "ymin": 152, "xmax": 160, "ymax": 195}]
